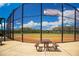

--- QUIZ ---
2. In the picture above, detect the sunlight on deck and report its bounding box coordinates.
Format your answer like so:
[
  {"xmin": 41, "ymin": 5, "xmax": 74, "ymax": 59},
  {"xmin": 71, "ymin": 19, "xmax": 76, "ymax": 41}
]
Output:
[{"xmin": 0, "ymin": 40, "xmax": 79, "ymax": 56}]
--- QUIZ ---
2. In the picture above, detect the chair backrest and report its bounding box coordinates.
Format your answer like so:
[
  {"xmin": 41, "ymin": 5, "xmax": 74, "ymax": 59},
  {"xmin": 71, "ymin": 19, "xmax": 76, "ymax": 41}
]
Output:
[
  {"xmin": 48, "ymin": 43, "xmax": 54, "ymax": 46},
  {"xmin": 39, "ymin": 43, "xmax": 44, "ymax": 47}
]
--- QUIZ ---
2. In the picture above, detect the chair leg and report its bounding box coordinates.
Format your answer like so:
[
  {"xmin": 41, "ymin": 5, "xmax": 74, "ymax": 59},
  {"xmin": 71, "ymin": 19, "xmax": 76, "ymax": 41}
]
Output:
[
  {"xmin": 0, "ymin": 42, "xmax": 2, "ymax": 45},
  {"xmin": 36, "ymin": 46, "xmax": 44, "ymax": 52},
  {"xmin": 54, "ymin": 46, "xmax": 57, "ymax": 50}
]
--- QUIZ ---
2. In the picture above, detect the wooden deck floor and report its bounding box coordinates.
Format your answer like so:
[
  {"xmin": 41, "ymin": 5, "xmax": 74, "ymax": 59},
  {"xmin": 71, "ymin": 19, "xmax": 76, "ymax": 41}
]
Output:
[{"xmin": 0, "ymin": 40, "xmax": 79, "ymax": 56}]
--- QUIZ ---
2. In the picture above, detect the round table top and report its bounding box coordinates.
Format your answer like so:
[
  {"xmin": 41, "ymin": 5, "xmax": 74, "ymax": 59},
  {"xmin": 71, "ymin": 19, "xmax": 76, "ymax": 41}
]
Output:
[{"xmin": 39, "ymin": 39, "xmax": 52, "ymax": 43}]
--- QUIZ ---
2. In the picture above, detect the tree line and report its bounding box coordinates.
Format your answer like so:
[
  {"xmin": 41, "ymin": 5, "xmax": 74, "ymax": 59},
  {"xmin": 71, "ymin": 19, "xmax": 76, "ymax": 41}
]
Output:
[{"xmin": 13, "ymin": 26, "xmax": 79, "ymax": 34}]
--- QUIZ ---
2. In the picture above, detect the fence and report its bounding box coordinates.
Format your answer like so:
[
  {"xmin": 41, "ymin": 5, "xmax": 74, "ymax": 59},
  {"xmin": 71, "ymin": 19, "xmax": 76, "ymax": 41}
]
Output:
[
  {"xmin": 0, "ymin": 18, "xmax": 5, "ymax": 41},
  {"xmin": 6, "ymin": 3, "xmax": 79, "ymax": 43}
]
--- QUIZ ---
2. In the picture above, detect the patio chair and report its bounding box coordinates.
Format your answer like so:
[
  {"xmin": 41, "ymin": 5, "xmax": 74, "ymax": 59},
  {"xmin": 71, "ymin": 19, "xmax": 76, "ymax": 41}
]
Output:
[
  {"xmin": 47, "ymin": 42, "xmax": 59, "ymax": 51},
  {"xmin": 35, "ymin": 42, "xmax": 44, "ymax": 52},
  {"xmin": 53, "ymin": 42, "xmax": 59, "ymax": 50}
]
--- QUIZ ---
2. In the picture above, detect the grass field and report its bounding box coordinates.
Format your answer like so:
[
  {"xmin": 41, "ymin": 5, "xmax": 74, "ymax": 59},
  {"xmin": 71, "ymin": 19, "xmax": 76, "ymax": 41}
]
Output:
[{"xmin": 14, "ymin": 33, "xmax": 79, "ymax": 43}]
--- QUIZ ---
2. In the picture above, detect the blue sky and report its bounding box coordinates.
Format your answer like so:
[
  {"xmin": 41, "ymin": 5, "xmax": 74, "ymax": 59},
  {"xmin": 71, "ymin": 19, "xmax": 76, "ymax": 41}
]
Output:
[
  {"xmin": 0, "ymin": 3, "xmax": 79, "ymax": 30},
  {"xmin": 0, "ymin": 3, "xmax": 79, "ymax": 18},
  {"xmin": 0, "ymin": 3, "xmax": 21, "ymax": 18}
]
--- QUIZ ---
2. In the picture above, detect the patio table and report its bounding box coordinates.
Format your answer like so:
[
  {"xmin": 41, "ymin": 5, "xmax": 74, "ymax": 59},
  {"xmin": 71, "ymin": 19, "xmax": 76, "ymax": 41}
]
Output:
[
  {"xmin": 35, "ymin": 39, "xmax": 53, "ymax": 51},
  {"xmin": 41, "ymin": 39, "xmax": 52, "ymax": 50}
]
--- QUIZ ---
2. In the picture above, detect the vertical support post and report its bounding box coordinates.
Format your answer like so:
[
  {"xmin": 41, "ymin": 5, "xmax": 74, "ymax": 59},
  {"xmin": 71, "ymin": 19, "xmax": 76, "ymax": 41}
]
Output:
[
  {"xmin": 22, "ymin": 4, "xmax": 24, "ymax": 42},
  {"xmin": 8, "ymin": 17, "xmax": 10, "ymax": 39},
  {"xmin": 61, "ymin": 3, "xmax": 64, "ymax": 43},
  {"xmin": 7, "ymin": 19, "xmax": 9, "ymax": 38},
  {"xmin": 4, "ymin": 18, "xmax": 6, "ymax": 41},
  {"xmin": 74, "ymin": 9, "xmax": 76, "ymax": 41},
  {"xmin": 10, "ymin": 17, "xmax": 11, "ymax": 39},
  {"xmin": 12, "ymin": 10, "xmax": 14, "ymax": 40},
  {"xmin": 9, "ymin": 15, "xmax": 11, "ymax": 39},
  {"xmin": 6, "ymin": 19, "xmax": 8, "ymax": 38},
  {"xmin": 40, "ymin": 3, "xmax": 42, "ymax": 43},
  {"xmin": 1, "ymin": 19, "xmax": 3, "ymax": 40}
]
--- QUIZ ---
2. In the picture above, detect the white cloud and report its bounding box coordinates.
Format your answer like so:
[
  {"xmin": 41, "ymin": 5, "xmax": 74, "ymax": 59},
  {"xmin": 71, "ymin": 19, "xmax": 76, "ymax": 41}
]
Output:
[
  {"xmin": 14, "ymin": 26, "xmax": 17, "ymax": 29},
  {"xmin": 77, "ymin": 8, "xmax": 79, "ymax": 10},
  {"xmin": 49, "ymin": 25, "xmax": 59, "ymax": 30},
  {"xmin": 23, "ymin": 20, "xmax": 40, "ymax": 28},
  {"xmin": 63, "ymin": 10, "xmax": 74, "ymax": 16},
  {"xmin": 63, "ymin": 9, "xmax": 79, "ymax": 21},
  {"xmin": 43, "ymin": 8, "xmax": 79, "ymax": 30},
  {"xmin": 44, "ymin": 8, "xmax": 79, "ymax": 21},
  {"xmin": 42, "ymin": 21, "xmax": 48, "ymax": 26},
  {"xmin": 44, "ymin": 9, "xmax": 61, "ymax": 16},
  {"xmin": 13, "ymin": 8, "xmax": 79, "ymax": 30},
  {"xmin": 49, "ymin": 21, "xmax": 61, "ymax": 30},
  {"xmin": 18, "ymin": 20, "xmax": 61, "ymax": 30},
  {"xmin": 58, "ymin": 9, "xmax": 79, "ymax": 27},
  {"xmin": 43, "ymin": 9, "xmax": 79, "ymax": 28},
  {"xmin": 41, "ymin": 20, "xmax": 61, "ymax": 30}
]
